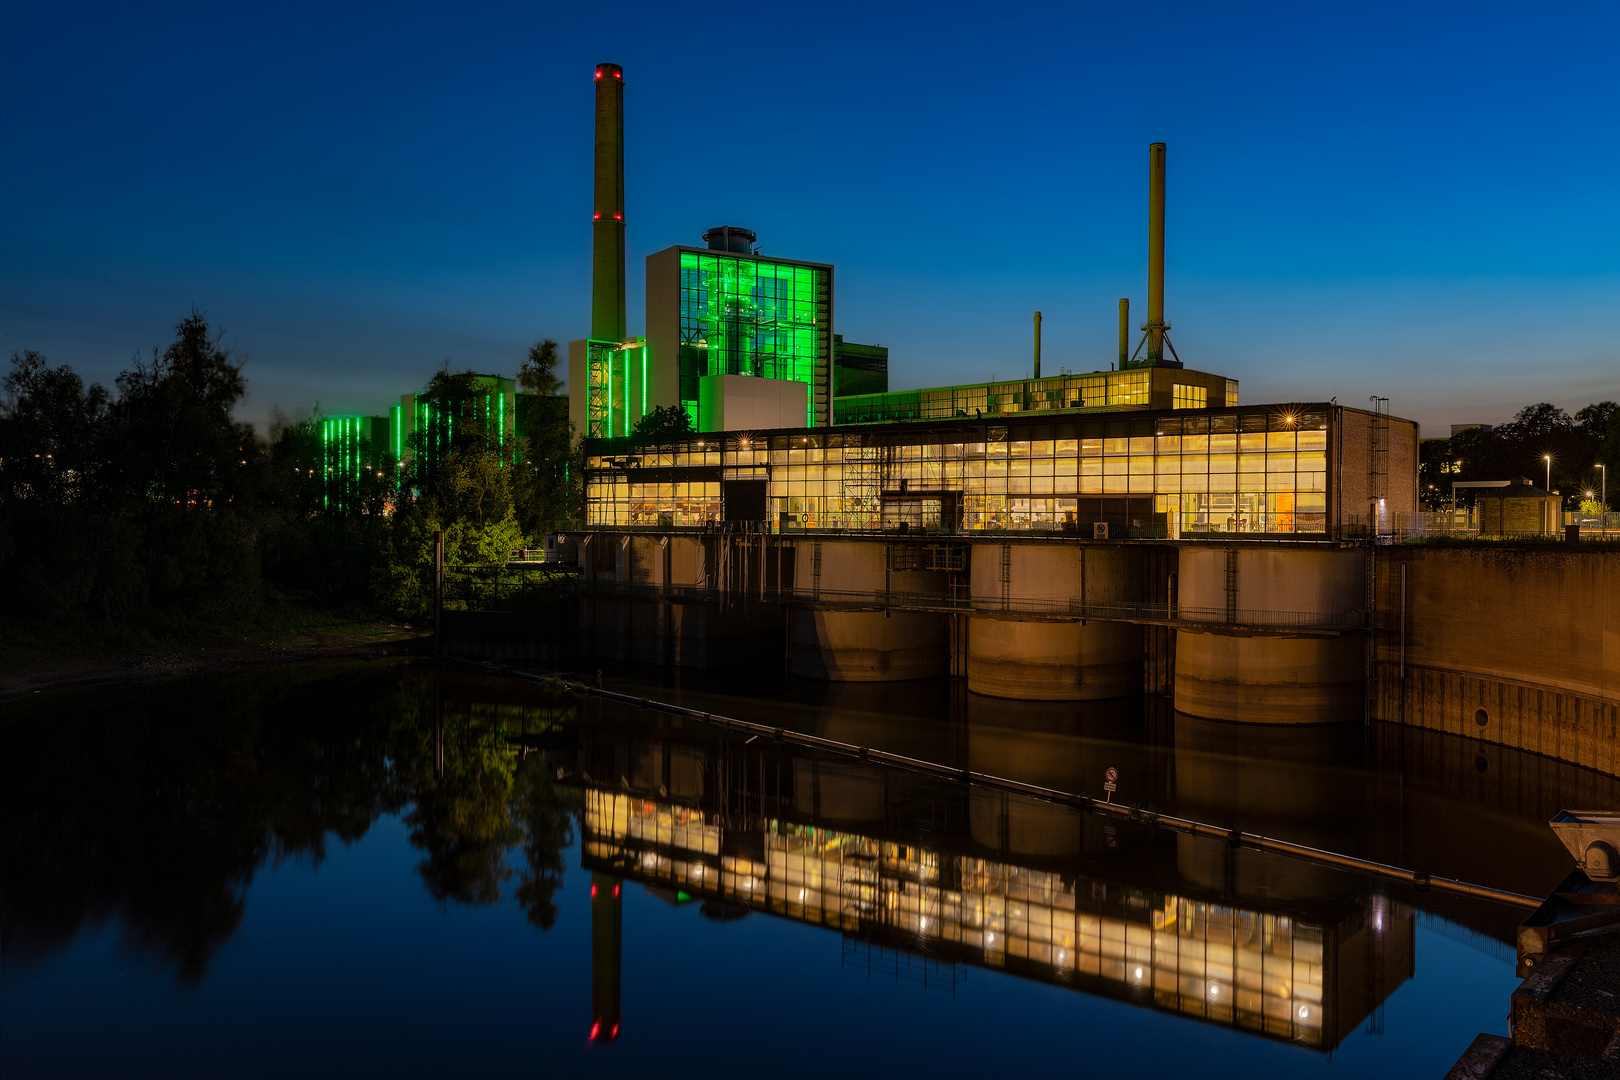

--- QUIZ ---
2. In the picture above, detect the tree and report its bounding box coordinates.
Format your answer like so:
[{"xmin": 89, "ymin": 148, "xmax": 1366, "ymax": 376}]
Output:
[
  {"xmin": 518, "ymin": 339, "xmax": 563, "ymax": 396},
  {"xmin": 632, "ymin": 404, "xmax": 693, "ymax": 440},
  {"xmin": 0, "ymin": 350, "xmax": 109, "ymax": 504},
  {"xmin": 513, "ymin": 340, "xmax": 580, "ymax": 535}
]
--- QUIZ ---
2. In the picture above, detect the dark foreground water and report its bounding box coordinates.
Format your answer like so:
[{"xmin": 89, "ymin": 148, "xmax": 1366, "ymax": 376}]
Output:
[{"xmin": 2, "ymin": 659, "xmax": 1609, "ymax": 1078}]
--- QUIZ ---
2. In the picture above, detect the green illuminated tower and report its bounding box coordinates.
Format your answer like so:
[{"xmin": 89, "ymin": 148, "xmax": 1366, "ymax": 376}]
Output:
[{"xmin": 645, "ymin": 229, "xmax": 833, "ymax": 432}]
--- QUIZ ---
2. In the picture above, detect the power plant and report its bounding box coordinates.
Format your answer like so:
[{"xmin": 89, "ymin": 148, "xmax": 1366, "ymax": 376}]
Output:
[{"xmin": 559, "ymin": 61, "xmax": 1432, "ymax": 732}]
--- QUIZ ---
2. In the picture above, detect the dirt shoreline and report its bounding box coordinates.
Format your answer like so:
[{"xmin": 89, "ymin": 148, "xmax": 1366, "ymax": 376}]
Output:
[{"xmin": 0, "ymin": 629, "xmax": 434, "ymax": 702}]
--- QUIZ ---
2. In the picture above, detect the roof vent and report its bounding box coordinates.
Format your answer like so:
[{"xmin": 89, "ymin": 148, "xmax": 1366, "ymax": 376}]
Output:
[{"xmin": 703, "ymin": 226, "xmax": 756, "ymax": 254}]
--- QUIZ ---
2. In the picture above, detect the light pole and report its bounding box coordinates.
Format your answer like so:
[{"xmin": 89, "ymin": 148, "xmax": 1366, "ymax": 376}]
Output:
[
  {"xmin": 1544, "ymin": 454, "xmax": 1552, "ymax": 493},
  {"xmin": 1601, "ymin": 463, "xmax": 1609, "ymax": 534}
]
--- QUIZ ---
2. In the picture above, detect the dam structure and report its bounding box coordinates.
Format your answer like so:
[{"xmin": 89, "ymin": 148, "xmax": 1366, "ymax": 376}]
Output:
[{"xmin": 562, "ymin": 62, "xmax": 1435, "ymax": 728}]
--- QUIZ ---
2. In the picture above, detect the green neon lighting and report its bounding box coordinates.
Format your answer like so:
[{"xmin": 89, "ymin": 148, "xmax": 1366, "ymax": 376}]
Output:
[{"xmin": 678, "ymin": 251, "xmax": 829, "ymax": 427}]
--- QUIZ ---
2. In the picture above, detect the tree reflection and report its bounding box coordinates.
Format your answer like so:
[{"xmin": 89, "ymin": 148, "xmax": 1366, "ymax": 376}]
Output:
[{"xmin": 0, "ymin": 662, "xmax": 580, "ymax": 984}]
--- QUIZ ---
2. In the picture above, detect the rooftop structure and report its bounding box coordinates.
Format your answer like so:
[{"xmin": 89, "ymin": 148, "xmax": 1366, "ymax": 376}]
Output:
[{"xmin": 834, "ymin": 367, "xmax": 1236, "ymax": 426}]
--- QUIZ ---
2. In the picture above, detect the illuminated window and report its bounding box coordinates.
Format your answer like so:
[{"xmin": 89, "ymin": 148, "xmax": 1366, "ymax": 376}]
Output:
[
  {"xmin": 1225, "ymin": 379, "xmax": 1239, "ymax": 407},
  {"xmin": 1173, "ymin": 384, "xmax": 1208, "ymax": 409}
]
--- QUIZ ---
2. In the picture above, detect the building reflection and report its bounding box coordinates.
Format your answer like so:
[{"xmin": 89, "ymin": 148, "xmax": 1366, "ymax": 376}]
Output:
[{"xmin": 554, "ymin": 720, "xmax": 1414, "ymax": 1052}]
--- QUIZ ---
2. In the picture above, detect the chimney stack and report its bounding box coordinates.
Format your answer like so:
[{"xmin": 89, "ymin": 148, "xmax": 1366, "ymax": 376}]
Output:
[
  {"xmin": 1118, "ymin": 298, "xmax": 1130, "ymax": 368},
  {"xmin": 1145, "ymin": 141, "xmax": 1167, "ymax": 364},
  {"xmin": 1032, "ymin": 311, "xmax": 1042, "ymax": 379},
  {"xmin": 590, "ymin": 63, "xmax": 626, "ymax": 343}
]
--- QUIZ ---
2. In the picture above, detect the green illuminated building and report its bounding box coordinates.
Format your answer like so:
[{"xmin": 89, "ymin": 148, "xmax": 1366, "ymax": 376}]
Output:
[
  {"xmin": 645, "ymin": 231, "xmax": 833, "ymax": 432},
  {"xmin": 392, "ymin": 374, "xmax": 520, "ymax": 476},
  {"xmin": 319, "ymin": 414, "xmax": 390, "ymax": 510}
]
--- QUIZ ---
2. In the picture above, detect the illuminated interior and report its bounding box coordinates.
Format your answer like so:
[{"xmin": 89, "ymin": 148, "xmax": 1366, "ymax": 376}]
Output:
[
  {"xmin": 584, "ymin": 408, "xmax": 1330, "ymax": 535},
  {"xmin": 582, "ymin": 788, "xmax": 1357, "ymax": 1048}
]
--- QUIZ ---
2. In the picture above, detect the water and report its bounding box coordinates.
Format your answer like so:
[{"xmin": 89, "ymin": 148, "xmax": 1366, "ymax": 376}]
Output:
[{"xmin": 1, "ymin": 659, "xmax": 1602, "ymax": 1078}]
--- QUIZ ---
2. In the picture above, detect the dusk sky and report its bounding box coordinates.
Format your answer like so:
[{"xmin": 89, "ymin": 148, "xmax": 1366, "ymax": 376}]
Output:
[{"xmin": 4, "ymin": 0, "xmax": 1617, "ymax": 435}]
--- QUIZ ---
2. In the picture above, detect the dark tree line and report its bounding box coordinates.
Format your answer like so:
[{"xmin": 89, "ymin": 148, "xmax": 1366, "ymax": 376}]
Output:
[
  {"xmin": 0, "ymin": 311, "xmax": 581, "ymax": 632},
  {"xmin": 1419, "ymin": 401, "xmax": 1619, "ymax": 510}
]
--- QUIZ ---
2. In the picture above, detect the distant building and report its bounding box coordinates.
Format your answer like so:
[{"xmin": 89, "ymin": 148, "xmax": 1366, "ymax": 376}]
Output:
[
  {"xmin": 1476, "ymin": 476, "xmax": 1561, "ymax": 535},
  {"xmin": 319, "ymin": 414, "xmax": 390, "ymax": 510},
  {"xmin": 832, "ymin": 335, "xmax": 888, "ymax": 398}
]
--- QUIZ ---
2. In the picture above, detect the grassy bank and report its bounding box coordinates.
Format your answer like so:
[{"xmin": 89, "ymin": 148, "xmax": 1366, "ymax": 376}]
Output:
[{"xmin": 0, "ymin": 598, "xmax": 430, "ymax": 700}]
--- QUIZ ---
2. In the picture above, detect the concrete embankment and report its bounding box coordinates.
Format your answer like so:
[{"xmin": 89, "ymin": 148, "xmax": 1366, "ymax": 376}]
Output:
[{"xmin": 1372, "ymin": 546, "xmax": 1620, "ymax": 776}]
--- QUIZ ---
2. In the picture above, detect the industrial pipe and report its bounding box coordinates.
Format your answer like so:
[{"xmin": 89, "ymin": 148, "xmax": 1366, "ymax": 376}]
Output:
[
  {"xmin": 1146, "ymin": 142, "xmax": 1167, "ymax": 363},
  {"xmin": 591, "ymin": 63, "xmax": 626, "ymax": 343},
  {"xmin": 1032, "ymin": 311, "xmax": 1042, "ymax": 380}
]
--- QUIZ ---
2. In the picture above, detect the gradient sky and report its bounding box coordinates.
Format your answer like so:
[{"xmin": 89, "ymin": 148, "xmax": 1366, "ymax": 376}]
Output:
[{"xmin": 4, "ymin": 0, "xmax": 1617, "ymax": 435}]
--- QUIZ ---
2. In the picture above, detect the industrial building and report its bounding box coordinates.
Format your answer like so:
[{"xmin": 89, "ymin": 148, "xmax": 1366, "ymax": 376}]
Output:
[{"xmin": 558, "ymin": 61, "xmax": 1427, "ymax": 730}]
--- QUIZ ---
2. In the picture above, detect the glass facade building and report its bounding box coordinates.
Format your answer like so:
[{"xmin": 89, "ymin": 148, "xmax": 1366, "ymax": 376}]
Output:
[
  {"xmin": 585, "ymin": 404, "xmax": 1341, "ymax": 537},
  {"xmin": 833, "ymin": 368, "xmax": 1236, "ymax": 426},
  {"xmin": 645, "ymin": 246, "xmax": 833, "ymax": 432}
]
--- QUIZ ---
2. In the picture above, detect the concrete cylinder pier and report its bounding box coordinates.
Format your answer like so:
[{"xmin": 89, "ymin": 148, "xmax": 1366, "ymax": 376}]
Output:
[
  {"xmin": 966, "ymin": 544, "xmax": 1143, "ymax": 700},
  {"xmin": 790, "ymin": 541, "xmax": 949, "ymax": 681},
  {"xmin": 1174, "ymin": 547, "xmax": 1366, "ymax": 724}
]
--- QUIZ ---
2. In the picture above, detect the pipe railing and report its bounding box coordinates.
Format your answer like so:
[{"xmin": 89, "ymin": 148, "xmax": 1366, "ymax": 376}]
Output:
[
  {"xmin": 576, "ymin": 578, "xmax": 1368, "ymax": 632},
  {"xmin": 485, "ymin": 664, "xmax": 1542, "ymax": 912}
]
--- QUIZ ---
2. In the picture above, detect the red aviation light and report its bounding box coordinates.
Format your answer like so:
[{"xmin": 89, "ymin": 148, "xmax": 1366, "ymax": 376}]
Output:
[
  {"xmin": 613, "ymin": 883, "xmax": 621, "ymax": 896},
  {"xmin": 590, "ymin": 883, "xmax": 598, "ymax": 898},
  {"xmin": 589, "ymin": 1022, "xmax": 601, "ymax": 1040},
  {"xmin": 610, "ymin": 1023, "xmax": 620, "ymax": 1038},
  {"xmin": 612, "ymin": 213, "xmax": 622, "ymax": 220}
]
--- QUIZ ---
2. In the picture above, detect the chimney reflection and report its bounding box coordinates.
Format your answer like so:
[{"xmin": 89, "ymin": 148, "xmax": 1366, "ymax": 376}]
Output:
[{"xmin": 589, "ymin": 872, "xmax": 621, "ymax": 1042}]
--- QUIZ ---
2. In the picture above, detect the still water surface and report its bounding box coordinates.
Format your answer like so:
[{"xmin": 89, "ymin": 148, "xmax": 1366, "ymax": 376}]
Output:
[{"xmin": 2, "ymin": 659, "xmax": 1605, "ymax": 1078}]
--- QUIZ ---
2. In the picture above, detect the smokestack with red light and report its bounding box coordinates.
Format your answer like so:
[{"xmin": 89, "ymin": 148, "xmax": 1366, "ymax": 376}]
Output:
[{"xmin": 591, "ymin": 63, "xmax": 626, "ymax": 343}]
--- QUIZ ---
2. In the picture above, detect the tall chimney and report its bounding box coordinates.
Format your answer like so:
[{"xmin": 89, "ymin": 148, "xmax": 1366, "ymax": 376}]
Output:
[
  {"xmin": 590, "ymin": 63, "xmax": 626, "ymax": 343},
  {"xmin": 1118, "ymin": 298, "xmax": 1130, "ymax": 368},
  {"xmin": 1032, "ymin": 311, "xmax": 1042, "ymax": 379},
  {"xmin": 1146, "ymin": 142, "xmax": 1169, "ymax": 364}
]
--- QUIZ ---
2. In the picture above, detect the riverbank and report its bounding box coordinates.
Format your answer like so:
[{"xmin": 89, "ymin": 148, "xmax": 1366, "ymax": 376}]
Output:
[{"xmin": 0, "ymin": 605, "xmax": 431, "ymax": 701}]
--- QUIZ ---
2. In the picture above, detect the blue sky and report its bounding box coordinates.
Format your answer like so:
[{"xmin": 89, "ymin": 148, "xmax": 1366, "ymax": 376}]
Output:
[{"xmin": 3, "ymin": 0, "xmax": 1617, "ymax": 434}]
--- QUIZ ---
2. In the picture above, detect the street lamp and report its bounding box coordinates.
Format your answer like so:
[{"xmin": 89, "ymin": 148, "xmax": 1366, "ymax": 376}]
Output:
[
  {"xmin": 1600, "ymin": 463, "xmax": 1609, "ymax": 534},
  {"xmin": 1544, "ymin": 454, "xmax": 1552, "ymax": 492}
]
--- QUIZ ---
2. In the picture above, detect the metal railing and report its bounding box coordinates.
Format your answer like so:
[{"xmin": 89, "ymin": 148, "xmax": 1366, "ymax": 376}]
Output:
[
  {"xmin": 577, "ymin": 578, "xmax": 1368, "ymax": 633},
  {"xmin": 1380, "ymin": 511, "xmax": 1620, "ymax": 543},
  {"xmin": 443, "ymin": 563, "xmax": 577, "ymax": 610}
]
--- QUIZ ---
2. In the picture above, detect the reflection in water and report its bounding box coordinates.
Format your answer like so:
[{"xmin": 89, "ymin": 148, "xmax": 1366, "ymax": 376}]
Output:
[
  {"xmin": 561, "ymin": 717, "xmax": 1414, "ymax": 1052},
  {"xmin": 4, "ymin": 658, "xmax": 1617, "ymax": 1066},
  {"xmin": 0, "ymin": 662, "xmax": 581, "ymax": 981}
]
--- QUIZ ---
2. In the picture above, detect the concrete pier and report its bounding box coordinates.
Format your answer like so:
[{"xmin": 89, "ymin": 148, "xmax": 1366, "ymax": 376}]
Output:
[
  {"xmin": 1174, "ymin": 547, "xmax": 1366, "ymax": 724},
  {"xmin": 789, "ymin": 540, "xmax": 949, "ymax": 682},
  {"xmin": 966, "ymin": 544, "xmax": 1143, "ymax": 700}
]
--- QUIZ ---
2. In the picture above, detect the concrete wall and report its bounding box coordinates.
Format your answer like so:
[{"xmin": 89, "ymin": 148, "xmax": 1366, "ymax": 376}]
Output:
[
  {"xmin": 1373, "ymin": 546, "xmax": 1620, "ymax": 774},
  {"xmin": 699, "ymin": 374, "xmax": 808, "ymax": 433}
]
